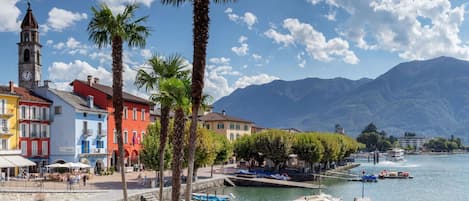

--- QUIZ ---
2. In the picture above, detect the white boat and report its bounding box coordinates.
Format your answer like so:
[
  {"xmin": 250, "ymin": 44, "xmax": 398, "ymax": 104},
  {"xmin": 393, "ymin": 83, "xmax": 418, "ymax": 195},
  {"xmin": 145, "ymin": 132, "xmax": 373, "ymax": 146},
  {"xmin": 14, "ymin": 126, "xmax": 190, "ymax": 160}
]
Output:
[
  {"xmin": 386, "ymin": 148, "xmax": 404, "ymax": 161},
  {"xmin": 293, "ymin": 193, "xmax": 342, "ymax": 201}
]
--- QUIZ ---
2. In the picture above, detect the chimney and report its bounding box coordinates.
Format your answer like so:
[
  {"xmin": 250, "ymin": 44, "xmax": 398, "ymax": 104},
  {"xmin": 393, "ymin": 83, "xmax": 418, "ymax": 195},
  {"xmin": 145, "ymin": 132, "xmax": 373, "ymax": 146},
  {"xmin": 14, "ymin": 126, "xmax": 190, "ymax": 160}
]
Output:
[
  {"xmin": 87, "ymin": 75, "xmax": 93, "ymax": 86},
  {"xmin": 43, "ymin": 80, "xmax": 51, "ymax": 88},
  {"xmin": 9, "ymin": 81, "xmax": 14, "ymax": 93},
  {"xmin": 94, "ymin": 77, "xmax": 100, "ymax": 84},
  {"xmin": 87, "ymin": 95, "xmax": 94, "ymax": 108},
  {"xmin": 222, "ymin": 110, "xmax": 226, "ymax": 116}
]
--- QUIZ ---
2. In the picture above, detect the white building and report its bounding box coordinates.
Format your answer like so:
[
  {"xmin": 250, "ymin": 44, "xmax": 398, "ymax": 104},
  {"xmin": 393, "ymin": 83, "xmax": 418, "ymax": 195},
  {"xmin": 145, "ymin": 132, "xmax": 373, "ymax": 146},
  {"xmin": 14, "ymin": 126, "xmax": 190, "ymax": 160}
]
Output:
[{"xmin": 398, "ymin": 136, "xmax": 428, "ymax": 150}]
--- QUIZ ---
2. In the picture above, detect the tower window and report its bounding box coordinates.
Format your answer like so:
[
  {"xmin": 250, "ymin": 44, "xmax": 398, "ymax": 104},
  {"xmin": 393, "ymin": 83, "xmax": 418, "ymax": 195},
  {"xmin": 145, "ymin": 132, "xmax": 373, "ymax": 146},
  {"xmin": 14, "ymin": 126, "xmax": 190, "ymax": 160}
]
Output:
[
  {"xmin": 23, "ymin": 32, "xmax": 29, "ymax": 42},
  {"xmin": 24, "ymin": 49, "xmax": 30, "ymax": 62},
  {"xmin": 36, "ymin": 50, "xmax": 40, "ymax": 65}
]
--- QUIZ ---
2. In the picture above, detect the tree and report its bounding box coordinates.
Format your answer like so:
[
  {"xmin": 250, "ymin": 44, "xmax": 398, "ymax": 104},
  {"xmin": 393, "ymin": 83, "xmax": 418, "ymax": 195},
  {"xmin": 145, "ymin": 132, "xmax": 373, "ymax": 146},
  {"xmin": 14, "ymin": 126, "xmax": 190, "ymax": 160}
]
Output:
[
  {"xmin": 159, "ymin": 77, "xmax": 191, "ymax": 201},
  {"xmin": 88, "ymin": 4, "xmax": 149, "ymax": 200},
  {"xmin": 185, "ymin": 128, "xmax": 218, "ymax": 181},
  {"xmin": 254, "ymin": 130, "xmax": 292, "ymax": 172},
  {"xmin": 135, "ymin": 54, "xmax": 189, "ymax": 201},
  {"xmin": 292, "ymin": 134, "xmax": 324, "ymax": 170},
  {"xmin": 159, "ymin": 0, "xmax": 236, "ymax": 199},
  {"xmin": 362, "ymin": 122, "xmax": 378, "ymax": 134},
  {"xmin": 140, "ymin": 122, "xmax": 172, "ymax": 178}
]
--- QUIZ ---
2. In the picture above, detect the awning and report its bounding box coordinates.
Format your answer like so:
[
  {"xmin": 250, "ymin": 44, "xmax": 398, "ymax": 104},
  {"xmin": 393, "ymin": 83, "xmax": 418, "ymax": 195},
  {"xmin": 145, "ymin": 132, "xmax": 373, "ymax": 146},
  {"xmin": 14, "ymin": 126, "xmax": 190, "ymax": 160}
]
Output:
[
  {"xmin": 2, "ymin": 155, "xmax": 36, "ymax": 167},
  {"xmin": 0, "ymin": 157, "xmax": 15, "ymax": 168}
]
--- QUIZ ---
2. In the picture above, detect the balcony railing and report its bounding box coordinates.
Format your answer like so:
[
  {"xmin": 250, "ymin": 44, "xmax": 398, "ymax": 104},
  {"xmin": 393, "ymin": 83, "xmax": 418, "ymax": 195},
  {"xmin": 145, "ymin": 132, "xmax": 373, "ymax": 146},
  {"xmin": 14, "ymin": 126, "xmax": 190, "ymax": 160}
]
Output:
[
  {"xmin": 0, "ymin": 127, "xmax": 12, "ymax": 136},
  {"xmin": 97, "ymin": 130, "xmax": 107, "ymax": 137},
  {"xmin": 0, "ymin": 109, "xmax": 14, "ymax": 118},
  {"xmin": 82, "ymin": 129, "xmax": 93, "ymax": 137},
  {"xmin": 93, "ymin": 148, "xmax": 106, "ymax": 154}
]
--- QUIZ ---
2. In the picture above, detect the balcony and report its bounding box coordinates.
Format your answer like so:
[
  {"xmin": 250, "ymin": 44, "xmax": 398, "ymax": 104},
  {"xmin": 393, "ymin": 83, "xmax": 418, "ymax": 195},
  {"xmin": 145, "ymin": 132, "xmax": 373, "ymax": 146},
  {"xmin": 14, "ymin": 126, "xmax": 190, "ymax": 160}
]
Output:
[
  {"xmin": 0, "ymin": 109, "xmax": 14, "ymax": 118},
  {"xmin": 93, "ymin": 148, "xmax": 106, "ymax": 154},
  {"xmin": 0, "ymin": 127, "xmax": 13, "ymax": 136},
  {"xmin": 82, "ymin": 129, "xmax": 93, "ymax": 138},
  {"xmin": 97, "ymin": 130, "xmax": 107, "ymax": 138}
]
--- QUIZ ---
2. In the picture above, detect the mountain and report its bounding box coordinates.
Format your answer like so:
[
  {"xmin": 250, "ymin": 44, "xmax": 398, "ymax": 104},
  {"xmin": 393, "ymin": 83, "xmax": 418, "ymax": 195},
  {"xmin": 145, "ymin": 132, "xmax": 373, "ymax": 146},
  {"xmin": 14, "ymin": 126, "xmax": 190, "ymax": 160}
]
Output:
[{"xmin": 213, "ymin": 56, "xmax": 469, "ymax": 141}]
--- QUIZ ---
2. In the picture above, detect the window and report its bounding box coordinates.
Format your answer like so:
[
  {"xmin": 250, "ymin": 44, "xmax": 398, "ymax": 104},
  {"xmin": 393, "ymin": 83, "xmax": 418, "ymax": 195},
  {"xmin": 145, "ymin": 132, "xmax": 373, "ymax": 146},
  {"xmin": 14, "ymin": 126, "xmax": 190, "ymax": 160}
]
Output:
[
  {"xmin": 205, "ymin": 124, "xmax": 210, "ymax": 129},
  {"xmin": 20, "ymin": 124, "xmax": 28, "ymax": 137},
  {"xmin": 24, "ymin": 49, "xmax": 30, "ymax": 62},
  {"xmin": 217, "ymin": 123, "xmax": 224, "ymax": 129},
  {"xmin": 32, "ymin": 107, "xmax": 37, "ymax": 120},
  {"xmin": 42, "ymin": 107, "xmax": 48, "ymax": 120},
  {"xmin": 230, "ymin": 133, "xmax": 234, "ymax": 141},
  {"xmin": 98, "ymin": 122, "xmax": 102, "ymax": 135},
  {"xmin": 31, "ymin": 124, "xmax": 39, "ymax": 137},
  {"xmin": 42, "ymin": 141, "xmax": 48, "ymax": 155},
  {"xmin": 123, "ymin": 107, "xmax": 128, "ymax": 119},
  {"xmin": 1, "ymin": 119, "xmax": 8, "ymax": 132},
  {"xmin": 141, "ymin": 131, "xmax": 145, "ymax": 144},
  {"xmin": 0, "ymin": 99, "xmax": 5, "ymax": 114},
  {"xmin": 20, "ymin": 106, "xmax": 27, "ymax": 119},
  {"xmin": 83, "ymin": 112, "xmax": 87, "ymax": 117},
  {"xmin": 235, "ymin": 124, "xmax": 240, "ymax": 130},
  {"xmin": 54, "ymin": 106, "xmax": 62, "ymax": 114},
  {"xmin": 81, "ymin": 140, "xmax": 90, "ymax": 154},
  {"xmin": 132, "ymin": 131, "xmax": 137, "ymax": 145},
  {"xmin": 244, "ymin": 125, "xmax": 249, "ymax": 131},
  {"xmin": 21, "ymin": 141, "xmax": 27, "ymax": 155},
  {"xmin": 229, "ymin": 123, "xmax": 235, "ymax": 130},
  {"xmin": 124, "ymin": 131, "xmax": 128, "ymax": 144},
  {"xmin": 141, "ymin": 109, "xmax": 145, "ymax": 121},
  {"xmin": 113, "ymin": 129, "xmax": 117, "ymax": 144},
  {"xmin": 23, "ymin": 32, "xmax": 29, "ymax": 42},
  {"xmin": 41, "ymin": 124, "xmax": 49, "ymax": 138},
  {"xmin": 133, "ymin": 108, "xmax": 137, "ymax": 120},
  {"xmin": 32, "ymin": 141, "xmax": 38, "ymax": 156},
  {"xmin": 97, "ymin": 140, "xmax": 104, "ymax": 148},
  {"xmin": 36, "ymin": 50, "xmax": 40, "ymax": 65},
  {"xmin": 0, "ymin": 139, "xmax": 7, "ymax": 150},
  {"xmin": 83, "ymin": 121, "xmax": 88, "ymax": 135}
]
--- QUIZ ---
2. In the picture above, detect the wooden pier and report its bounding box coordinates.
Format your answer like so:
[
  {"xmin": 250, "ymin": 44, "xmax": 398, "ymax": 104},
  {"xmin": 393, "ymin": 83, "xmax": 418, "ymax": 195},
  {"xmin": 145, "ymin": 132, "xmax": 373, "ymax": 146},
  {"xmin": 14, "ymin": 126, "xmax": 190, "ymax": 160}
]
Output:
[{"xmin": 227, "ymin": 176, "xmax": 324, "ymax": 189}]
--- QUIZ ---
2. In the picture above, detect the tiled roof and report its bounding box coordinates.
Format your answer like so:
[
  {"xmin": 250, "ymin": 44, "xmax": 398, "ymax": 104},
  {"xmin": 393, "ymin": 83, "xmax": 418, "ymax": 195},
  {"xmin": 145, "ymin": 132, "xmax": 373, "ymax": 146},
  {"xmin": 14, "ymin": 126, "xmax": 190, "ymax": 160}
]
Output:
[
  {"xmin": 0, "ymin": 86, "xmax": 17, "ymax": 96},
  {"xmin": 49, "ymin": 89, "xmax": 107, "ymax": 113},
  {"xmin": 74, "ymin": 80, "xmax": 150, "ymax": 105},
  {"xmin": 200, "ymin": 112, "xmax": 252, "ymax": 123},
  {"xmin": 14, "ymin": 87, "xmax": 50, "ymax": 104}
]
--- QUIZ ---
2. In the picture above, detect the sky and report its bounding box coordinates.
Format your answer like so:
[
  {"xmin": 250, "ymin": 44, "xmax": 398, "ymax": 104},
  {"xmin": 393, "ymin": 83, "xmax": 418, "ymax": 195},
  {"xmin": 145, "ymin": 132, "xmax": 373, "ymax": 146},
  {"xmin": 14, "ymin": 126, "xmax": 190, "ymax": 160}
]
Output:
[{"xmin": 1, "ymin": 0, "xmax": 469, "ymax": 101}]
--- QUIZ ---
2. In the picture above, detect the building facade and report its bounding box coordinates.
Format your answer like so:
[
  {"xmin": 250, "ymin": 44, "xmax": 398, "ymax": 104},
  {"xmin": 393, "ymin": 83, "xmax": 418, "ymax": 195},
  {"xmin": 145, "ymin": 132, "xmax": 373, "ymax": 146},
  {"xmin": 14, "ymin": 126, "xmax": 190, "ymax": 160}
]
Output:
[
  {"xmin": 33, "ymin": 86, "xmax": 108, "ymax": 173},
  {"xmin": 398, "ymin": 136, "xmax": 428, "ymax": 151},
  {"xmin": 71, "ymin": 76, "xmax": 150, "ymax": 169},
  {"xmin": 200, "ymin": 111, "xmax": 253, "ymax": 141},
  {"xmin": 15, "ymin": 86, "xmax": 51, "ymax": 172}
]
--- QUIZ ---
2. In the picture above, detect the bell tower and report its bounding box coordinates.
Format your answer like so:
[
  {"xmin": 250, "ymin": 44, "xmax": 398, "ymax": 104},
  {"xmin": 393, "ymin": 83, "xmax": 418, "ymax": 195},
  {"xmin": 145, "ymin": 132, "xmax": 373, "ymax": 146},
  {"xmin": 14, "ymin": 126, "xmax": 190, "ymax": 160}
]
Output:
[{"xmin": 18, "ymin": 2, "xmax": 41, "ymax": 89}]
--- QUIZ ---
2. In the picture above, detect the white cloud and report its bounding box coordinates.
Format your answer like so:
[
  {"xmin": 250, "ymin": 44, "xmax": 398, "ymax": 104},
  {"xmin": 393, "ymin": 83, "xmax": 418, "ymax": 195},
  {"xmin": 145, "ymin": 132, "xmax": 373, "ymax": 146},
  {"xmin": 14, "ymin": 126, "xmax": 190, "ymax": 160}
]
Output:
[
  {"xmin": 297, "ymin": 52, "xmax": 306, "ymax": 68},
  {"xmin": 238, "ymin": 35, "xmax": 248, "ymax": 43},
  {"xmin": 0, "ymin": 0, "xmax": 20, "ymax": 32},
  {"xmin": 53, "ymin": 37, "xmax": 88, "ymax": 55},
  {"xmin": 90, "ymin": 51, "xmax": 112, "ymax": 64},
  {"xmin": 265, "ymin": 18, "xmax": 359, "ymax": 64},
  {"xmin": 44, "ymin": 7, "xmax": 87, "ymax": 32},
  {"xmin": 99, "ymin": 0, "xmax": 155, "ymax": 14},
  {"xmin": 231, "ymin": 43, "xmax": 249, "ymax": 56},
  {"xmin": 209, "ymin": 57, "xmax": 230, "ymax": 65},
  {"xmin": 140, "ymin": 49, "xmax": 152, "ymax": 60},
  {"xmin": 322, "ymin": 0, "xmax": 469, "ymax": 60},
  {"xmin": 234, "ymin": 74, "xmax": 279, "ymax": 89},
  {"xmin": 224, "ymin": 8, "xmax": 258, "ymax": 30},
  {"xmin": 46, "ymin": 40, "xmax": 54, "ymax": 45},
  {"xmin": 307, "ymin": 0, "xmax": 322, "ymax": 5},
  {"xmin": 324, "ymin": 10, "xmax": 336, "ymax": 21},
  {"xmin": 252, "ymin": 54, "xmax": 262, "ymax": 61}
]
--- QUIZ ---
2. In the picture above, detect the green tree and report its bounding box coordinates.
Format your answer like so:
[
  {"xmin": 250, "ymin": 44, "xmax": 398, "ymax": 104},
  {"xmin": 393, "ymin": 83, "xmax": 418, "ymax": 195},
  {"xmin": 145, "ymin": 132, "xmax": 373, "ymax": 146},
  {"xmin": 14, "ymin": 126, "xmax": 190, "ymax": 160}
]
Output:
[
  {"xmin": 291, "ymin": 134, "xmax": 324, "ymax": 170},
  {"xmin": 135, "ymin": 54, "xmax": 189, "ymax": 201},
  {"xmin": 213, "ymin": 132, "xmax": 233, "ymax": 165},
  {"xmin": 362, "ymin": 122, "xmax": 378, "ymax": 134},
  {"xmin": 254, "ymin": 130, "xmax": 292, "ymax": 172},
  {"xmin": 87, "ymin": 4, "xmax": 149, "ymax": 200},
  {"xmin": 140, "ymin": 122, "xmax": 172, "ymax": 179},
  {"xmin": 160, "ymin": 0, "xmax": 236, "ymax": 199},
  {"xmin": 185, "ymin": 128, "xmax": 218, "ymax": 181}
]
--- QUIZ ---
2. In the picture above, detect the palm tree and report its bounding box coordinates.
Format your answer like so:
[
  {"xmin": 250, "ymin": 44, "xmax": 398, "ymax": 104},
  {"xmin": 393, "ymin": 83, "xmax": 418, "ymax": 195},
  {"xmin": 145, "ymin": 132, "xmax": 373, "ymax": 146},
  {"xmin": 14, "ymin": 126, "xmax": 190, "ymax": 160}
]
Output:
[
  {"xmin": 88, "ymin": 4, "xmax": 150, "ymax": 200},
  {"xmin": 159, "ymin": 77, "xmax": 191, "ymax": 201},
  {"xmin": 160, "ymin": 1, "xmax": 235, "ymax": 200},
  {"xmin": 135, "ymin": 54, "xmax": 189, "ymax": 201}
]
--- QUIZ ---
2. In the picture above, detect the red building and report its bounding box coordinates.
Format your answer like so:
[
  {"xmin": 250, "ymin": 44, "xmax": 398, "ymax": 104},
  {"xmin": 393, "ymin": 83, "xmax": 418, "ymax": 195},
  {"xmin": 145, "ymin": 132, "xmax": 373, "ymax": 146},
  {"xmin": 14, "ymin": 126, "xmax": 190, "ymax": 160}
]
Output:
[
  {"xmin": 71, "ymin": 76, "xmax": 151, "ymax": 169},
  {"xmin": 15, "ymin": 86, "xmax": 51, "ymax": 172}
]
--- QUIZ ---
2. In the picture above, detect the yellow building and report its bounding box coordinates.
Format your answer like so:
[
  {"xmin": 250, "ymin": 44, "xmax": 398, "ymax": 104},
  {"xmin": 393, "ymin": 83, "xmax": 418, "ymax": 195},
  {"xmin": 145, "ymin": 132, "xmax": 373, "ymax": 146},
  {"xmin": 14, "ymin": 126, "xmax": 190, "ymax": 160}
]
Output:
[
  {"xmin": 0, "ymin": 83, "xmax": 20, "ymax": 151},
  {"xmin": 200, "ymin": 111, "xmax": 253, "ymax": 141}
]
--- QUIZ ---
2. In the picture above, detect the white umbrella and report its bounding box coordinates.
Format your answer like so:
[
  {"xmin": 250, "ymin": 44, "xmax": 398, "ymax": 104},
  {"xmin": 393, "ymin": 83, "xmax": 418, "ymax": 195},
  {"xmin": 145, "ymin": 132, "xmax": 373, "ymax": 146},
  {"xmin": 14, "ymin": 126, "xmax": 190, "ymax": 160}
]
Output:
[
  {"xmin": 65, "ymin": 162, "xmax": 91, "ymax": 169},
  {"xmin": 46, "ymin": 163, "xmax": 66, "ymax": 168}
]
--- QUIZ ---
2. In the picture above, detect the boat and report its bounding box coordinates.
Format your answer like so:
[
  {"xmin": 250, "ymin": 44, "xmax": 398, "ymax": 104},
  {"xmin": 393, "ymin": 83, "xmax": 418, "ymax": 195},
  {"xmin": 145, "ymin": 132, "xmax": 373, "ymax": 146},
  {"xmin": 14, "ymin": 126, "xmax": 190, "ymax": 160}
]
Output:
[
  {"xmin": 293, "ymin": 193, "xmax": 342, "ymax": 201},
  {"xmin": 191, "ymin": 193, "xmax": 234, "ymax": 201},
  {"xmin": 268, "ymin": 173, "xmax": 291, "ymax": 180},
  {"xmin": 378, "ymin": 170, "xmax": 413, "ymax": 179},
  {"xmin": 234, "ymin": 170, "xmax": 257, "ymax": 178},
  {"xmin": 386, "ymin": 148, "xmax": 405, "ymax": 161}
]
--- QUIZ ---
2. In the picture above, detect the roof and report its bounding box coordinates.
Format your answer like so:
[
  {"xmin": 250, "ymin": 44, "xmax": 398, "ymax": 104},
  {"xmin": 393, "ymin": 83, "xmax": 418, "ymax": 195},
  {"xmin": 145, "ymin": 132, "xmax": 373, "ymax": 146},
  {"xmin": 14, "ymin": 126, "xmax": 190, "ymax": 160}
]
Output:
[
  {"xmin": 49, "ymin": 89, "xmax": 107, "ymax": 113},
  {"xmin": 200, "ymin": 112, "xmax": 252, "ymax": 123},
  {"xmin": 21, "ymin": 4, "xmax": 38, "ymax": 29},
  {"xmin": 14, "ymin": 87, "xmax": 50, "ymax": 104},
  {"xmin": 0, "ymin": 86, "xmax": 17, "ymax": 96},
  {"xmin": 73, "ymin": 80, "xmax": 150, "ymax": 105}
]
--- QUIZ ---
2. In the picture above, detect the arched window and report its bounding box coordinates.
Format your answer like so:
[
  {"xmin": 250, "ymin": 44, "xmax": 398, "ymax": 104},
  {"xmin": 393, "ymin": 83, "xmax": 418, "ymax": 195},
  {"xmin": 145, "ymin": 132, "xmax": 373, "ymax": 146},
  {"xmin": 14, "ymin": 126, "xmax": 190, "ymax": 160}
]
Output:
[
  {"xmin": 36, "ymin": 50, "xmax": 40, "ymax": 64},
  {"xmin": 24, "ymin": 49, "xmax": 30, "ymax": 62},
  {"xmin": 23, "ymin": 32, "xmax": 29, "ymax": 42}
]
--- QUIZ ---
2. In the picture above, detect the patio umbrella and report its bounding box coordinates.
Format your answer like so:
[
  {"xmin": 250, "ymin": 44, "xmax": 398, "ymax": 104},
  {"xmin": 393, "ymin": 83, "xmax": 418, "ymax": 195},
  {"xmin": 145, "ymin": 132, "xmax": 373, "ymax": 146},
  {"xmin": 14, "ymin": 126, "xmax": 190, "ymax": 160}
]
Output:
[{"xmin": 46, "ymin": 163, "xmax": 66, "ymax": 168}]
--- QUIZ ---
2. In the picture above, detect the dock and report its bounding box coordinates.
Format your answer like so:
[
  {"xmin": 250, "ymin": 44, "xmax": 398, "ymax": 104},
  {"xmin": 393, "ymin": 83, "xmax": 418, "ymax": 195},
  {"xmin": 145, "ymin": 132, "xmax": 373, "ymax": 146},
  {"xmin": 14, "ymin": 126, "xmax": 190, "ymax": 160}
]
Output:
[{"xmin": 227, "ymin": 176, "xmax": 323, "ymax": 189}]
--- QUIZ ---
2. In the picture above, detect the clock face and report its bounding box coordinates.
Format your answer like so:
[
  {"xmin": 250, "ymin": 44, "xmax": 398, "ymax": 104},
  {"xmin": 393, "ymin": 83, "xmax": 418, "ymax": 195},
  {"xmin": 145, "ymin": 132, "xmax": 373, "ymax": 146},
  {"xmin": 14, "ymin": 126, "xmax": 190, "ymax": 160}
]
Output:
[{"xmin": 22, "ymin": 71, "xmax": 32, "ymax": 81}]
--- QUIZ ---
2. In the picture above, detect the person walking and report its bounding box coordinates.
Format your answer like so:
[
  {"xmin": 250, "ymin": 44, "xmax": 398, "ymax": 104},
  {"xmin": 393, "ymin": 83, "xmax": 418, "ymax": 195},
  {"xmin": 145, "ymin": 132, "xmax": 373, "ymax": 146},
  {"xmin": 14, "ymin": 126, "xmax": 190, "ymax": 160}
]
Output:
[{"xmin": 83, "ymin": 174, "xmax": 87, "ymax": 186}]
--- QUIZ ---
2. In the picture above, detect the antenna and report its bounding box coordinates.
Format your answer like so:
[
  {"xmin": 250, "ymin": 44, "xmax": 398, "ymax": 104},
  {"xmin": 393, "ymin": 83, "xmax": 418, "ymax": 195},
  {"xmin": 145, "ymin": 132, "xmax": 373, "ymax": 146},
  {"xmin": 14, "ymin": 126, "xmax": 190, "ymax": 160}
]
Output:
[{"xmin": 27, "ymin": 0, "xmax": 31, "ymax": 9}]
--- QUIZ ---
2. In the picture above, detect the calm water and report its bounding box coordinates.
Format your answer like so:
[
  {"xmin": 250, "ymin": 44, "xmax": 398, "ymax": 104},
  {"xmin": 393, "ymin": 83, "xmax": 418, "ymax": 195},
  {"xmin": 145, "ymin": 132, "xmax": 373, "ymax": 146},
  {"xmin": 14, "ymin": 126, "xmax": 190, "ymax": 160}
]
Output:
[{"xmin": 215, "ymin": 154, "xmax": 469, "ymax": 201}]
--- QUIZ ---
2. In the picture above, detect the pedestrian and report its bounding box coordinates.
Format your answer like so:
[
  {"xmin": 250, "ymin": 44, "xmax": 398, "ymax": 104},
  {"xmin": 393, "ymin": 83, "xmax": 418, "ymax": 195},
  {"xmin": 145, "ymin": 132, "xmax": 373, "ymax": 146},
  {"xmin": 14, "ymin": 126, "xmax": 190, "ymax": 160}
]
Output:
[{"xmin": 83, "ymin": 174, "xmax": 87, "ymax": 186}]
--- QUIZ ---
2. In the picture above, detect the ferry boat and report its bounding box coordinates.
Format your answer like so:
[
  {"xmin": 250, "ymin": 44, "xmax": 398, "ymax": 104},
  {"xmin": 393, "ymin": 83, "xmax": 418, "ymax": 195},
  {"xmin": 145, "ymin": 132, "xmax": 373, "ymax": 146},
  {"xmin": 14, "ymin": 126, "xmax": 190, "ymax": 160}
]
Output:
[{"xmin": 386, "ymin": 148, "xmax": 404, "ymax": 161}]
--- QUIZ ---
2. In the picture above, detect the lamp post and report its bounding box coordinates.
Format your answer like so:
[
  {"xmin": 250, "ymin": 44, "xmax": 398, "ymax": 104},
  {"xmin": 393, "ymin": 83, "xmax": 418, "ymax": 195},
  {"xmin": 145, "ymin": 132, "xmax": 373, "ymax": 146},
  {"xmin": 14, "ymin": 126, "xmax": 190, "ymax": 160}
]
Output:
[{"xmin": 362, "ymin": 170, "xmax": 365, "ymax": 198}]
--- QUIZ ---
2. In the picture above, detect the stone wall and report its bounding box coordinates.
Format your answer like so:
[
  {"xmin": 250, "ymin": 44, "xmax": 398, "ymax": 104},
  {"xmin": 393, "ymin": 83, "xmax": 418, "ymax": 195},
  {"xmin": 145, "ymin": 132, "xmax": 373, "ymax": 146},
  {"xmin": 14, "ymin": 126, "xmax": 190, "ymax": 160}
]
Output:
[{"xmin": 124, "ymin": 177, "xmax": 226, "ymax": 201}]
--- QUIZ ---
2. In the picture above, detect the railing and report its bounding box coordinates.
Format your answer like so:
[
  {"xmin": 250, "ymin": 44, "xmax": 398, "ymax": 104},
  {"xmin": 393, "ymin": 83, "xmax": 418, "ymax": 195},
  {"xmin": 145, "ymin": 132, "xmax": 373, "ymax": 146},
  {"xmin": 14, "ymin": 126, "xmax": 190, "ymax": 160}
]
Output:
[
  {"xmin": 82, "ymin": 129, "xmax": 93, "ymax": 137},
  {"xmin": 0, "ymin": 127, "xmax": 12, "ymax": 136},
  {"xmin": 92, "ymin": 148, "xmax": 106, "ymax": 154},
  {"xmin": 97, "ymin": 130, "xmax": 107, "ymax": 137}
]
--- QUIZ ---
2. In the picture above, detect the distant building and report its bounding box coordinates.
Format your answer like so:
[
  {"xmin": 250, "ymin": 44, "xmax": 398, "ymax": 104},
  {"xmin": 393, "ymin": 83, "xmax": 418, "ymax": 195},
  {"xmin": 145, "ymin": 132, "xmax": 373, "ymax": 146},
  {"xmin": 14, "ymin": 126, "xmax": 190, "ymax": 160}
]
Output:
[
  {"xmin": 398, "ymin": 135, "xmax": 428, "ymax": 150},
  {"xmin": 200, "ymin": 110, "xmax": 253, "ymax": 141},
  {"xmin": 279, "ymin": 128, "xmax": 303, "ymax": 133},
  {"xmin": 251, "ymin": 124, "xmax": 267, "ymax": 134}
]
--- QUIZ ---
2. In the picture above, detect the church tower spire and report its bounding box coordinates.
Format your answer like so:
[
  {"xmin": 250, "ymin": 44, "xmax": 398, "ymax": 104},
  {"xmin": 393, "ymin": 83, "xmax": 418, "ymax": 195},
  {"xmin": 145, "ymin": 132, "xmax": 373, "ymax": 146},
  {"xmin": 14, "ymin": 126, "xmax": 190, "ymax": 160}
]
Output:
[{"xmin": 18, "ymin": 2, "xmax": 41, "ymax": 89}]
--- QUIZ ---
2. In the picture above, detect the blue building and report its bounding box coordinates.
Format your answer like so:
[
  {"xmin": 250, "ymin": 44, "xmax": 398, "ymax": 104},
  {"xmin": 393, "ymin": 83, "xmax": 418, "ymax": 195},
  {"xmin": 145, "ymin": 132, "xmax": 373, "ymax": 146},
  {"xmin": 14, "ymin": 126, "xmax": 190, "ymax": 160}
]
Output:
[{"xmin": 34, "ymin": 85, "xmax": 108, "ymax": 174}]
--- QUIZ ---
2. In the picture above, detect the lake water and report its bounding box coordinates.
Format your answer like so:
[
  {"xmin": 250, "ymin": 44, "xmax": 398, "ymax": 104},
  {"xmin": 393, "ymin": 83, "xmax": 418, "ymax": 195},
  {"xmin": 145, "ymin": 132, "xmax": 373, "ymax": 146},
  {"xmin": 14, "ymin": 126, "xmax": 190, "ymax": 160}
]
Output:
[{"xmin": 216, "ymin": 154, "xmax": 469, "ymax": 201}]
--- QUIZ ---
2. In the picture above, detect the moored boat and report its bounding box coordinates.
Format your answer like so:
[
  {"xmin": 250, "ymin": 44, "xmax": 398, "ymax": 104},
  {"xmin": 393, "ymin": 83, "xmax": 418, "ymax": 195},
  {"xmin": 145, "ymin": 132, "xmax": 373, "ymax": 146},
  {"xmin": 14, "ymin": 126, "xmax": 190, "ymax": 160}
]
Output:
[
  {"xmin": 192, "ymin": 193, "xmax": 234, "ymax": 201},
  {"xmin": 293, "ymin": 193, "xmax": 342, "ymax": 201},
  {"xmin": 386, "ymin": 148, "xmax": 404, "ymax": 161},
  {"xmin": 378, "ymin": 170, "xmax": 413, "ymax": 179}
]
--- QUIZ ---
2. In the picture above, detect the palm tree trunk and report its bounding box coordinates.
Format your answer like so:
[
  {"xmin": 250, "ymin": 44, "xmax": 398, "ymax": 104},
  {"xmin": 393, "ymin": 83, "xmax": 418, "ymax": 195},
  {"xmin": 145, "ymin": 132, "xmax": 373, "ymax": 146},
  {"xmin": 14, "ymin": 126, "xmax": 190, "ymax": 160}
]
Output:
[
  {"xmin": 112, "ymin": 36, "xmax": 128, "ymax": 201},
  {"xmin": 185, "ymin": 0, "xmax": 210, "ymax": 200},
  {"xmin": 172, "ymin": 108, "xmax": 185, "ymax": 201},
  {"xmin": 159, "ymin": 106, "xmax": 170, "ymax": 201}
]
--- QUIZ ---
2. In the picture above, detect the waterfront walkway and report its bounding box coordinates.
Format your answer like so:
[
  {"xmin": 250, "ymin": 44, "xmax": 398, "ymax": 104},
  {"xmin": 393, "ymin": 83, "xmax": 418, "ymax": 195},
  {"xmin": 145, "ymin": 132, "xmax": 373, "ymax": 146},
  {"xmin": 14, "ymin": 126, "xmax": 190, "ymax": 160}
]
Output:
[{"xmin": 228, "ymin": 176, "xmax": 323, "ymax": 189}]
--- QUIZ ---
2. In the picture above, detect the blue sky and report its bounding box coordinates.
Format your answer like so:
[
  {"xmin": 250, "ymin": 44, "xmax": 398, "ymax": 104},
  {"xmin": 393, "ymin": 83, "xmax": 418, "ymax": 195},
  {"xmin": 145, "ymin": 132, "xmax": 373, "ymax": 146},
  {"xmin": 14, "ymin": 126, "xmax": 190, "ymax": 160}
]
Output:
[{"xmin": 1, "ymin": 0, "xmax": 469, "ymax": 100}]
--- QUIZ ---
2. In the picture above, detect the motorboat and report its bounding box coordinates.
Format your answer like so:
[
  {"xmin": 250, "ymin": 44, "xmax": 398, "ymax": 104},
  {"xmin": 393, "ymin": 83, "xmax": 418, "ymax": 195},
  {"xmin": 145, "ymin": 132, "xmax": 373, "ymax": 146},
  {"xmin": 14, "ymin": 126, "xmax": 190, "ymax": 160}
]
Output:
[
  {"xmin": 378, "ymin": 170, "xmax": 413, "ymax": 179},
  {"xmin": 192, "ymin": 193, "xmax": 234, "ymax": 201},
  {"xmin": 386, "ymin": 148, "xmax": 404, "ymax": 161},
  {"xmin": 293, "ymin": 193, "xmax": 342, "ymax": 201}
]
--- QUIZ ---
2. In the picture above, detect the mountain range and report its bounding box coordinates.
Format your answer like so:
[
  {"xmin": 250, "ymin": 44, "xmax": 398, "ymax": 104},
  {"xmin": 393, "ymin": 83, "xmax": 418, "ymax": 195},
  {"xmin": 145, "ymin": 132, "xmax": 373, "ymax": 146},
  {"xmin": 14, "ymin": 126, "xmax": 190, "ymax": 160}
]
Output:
[{"xmin": 213, "ymin": 56, "xmax": 469, "ymax": 141}]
